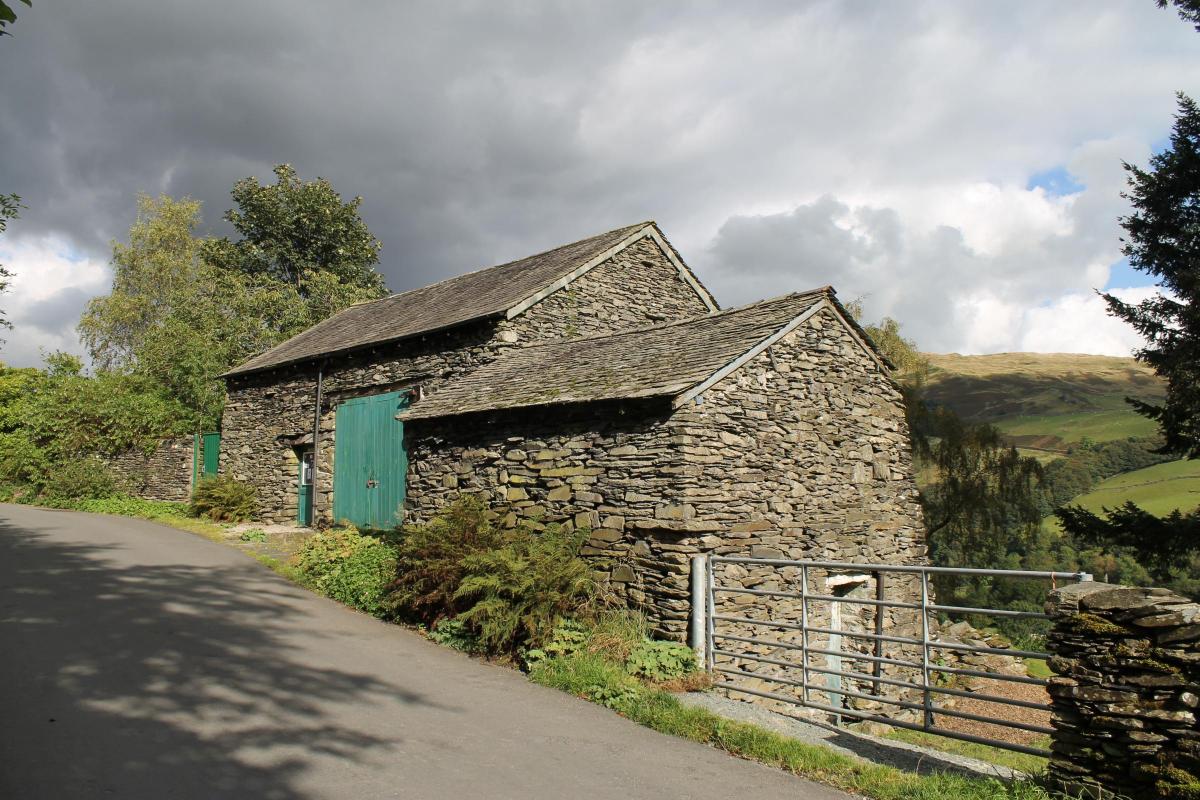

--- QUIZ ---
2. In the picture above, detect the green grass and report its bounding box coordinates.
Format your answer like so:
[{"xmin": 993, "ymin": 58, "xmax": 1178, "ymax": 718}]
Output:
[
  {"xmin": 1024, "ymin": 659, "xmax": 1054, "ymax": 680},
  {"xmin": 993, "ymin": 409, "xmax": 1158, "ymax": 448},
  {"xmin": 1060, "ymin": 459, "xmax": 1200, "ymax": 517},
  {"xmin": 883, "ymin": 729, "xmax": 1050, "ymax": 775},
  {"xmin": 531, "ymin": 652, "xmax": 1055, "ymax": 800}
]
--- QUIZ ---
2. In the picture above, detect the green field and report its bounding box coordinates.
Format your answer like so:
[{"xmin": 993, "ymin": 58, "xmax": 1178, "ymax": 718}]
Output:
[{"xmin": 1061, "ymin": 459, "xmax": 1200, "ymax": 517}]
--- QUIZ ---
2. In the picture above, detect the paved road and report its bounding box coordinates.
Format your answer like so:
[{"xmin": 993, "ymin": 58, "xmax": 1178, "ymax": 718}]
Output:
[{"xmin": 0, "ymin": 504, "xmax": 848, "ymax": 800}]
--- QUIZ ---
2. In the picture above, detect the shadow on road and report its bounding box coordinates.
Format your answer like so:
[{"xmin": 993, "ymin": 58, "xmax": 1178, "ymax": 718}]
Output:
[{"xmin": 0, "ymin": 512, "xmax": 435, "ymax": 799}]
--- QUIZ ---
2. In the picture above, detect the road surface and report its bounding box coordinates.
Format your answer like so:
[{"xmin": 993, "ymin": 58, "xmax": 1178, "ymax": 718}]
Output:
[{"xmin": 0, "ymin": 503, "xmax": 849, "ymax": 800}]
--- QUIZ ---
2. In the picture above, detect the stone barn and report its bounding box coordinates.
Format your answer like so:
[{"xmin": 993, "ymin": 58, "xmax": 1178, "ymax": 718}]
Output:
[{"xmin": 220, "ymin": 221, "xmax": 926, "ymax": 636}]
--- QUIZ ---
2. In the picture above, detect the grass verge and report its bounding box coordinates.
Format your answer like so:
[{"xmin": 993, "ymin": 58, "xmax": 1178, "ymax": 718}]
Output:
[
  {"xmin": 883, "ymin": 728, "xmax": 1049, "ymax": 775},
  {"xmin": 530, "ymin": 652, "xmax": 1056, "ymax": 800}
]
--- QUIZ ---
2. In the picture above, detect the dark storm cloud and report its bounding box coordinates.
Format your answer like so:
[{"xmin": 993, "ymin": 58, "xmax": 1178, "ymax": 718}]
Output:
[
  {"xmin": 0, "ymin": 1, "xmax": 1197, "ymax": 364},
  {"xmin": 0, "ymin": 1, "xmax": 733, "ymax": 289}
]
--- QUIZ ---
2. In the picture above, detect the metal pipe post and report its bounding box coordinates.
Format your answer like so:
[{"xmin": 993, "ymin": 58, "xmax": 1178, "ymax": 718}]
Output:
[
  {"xmin": 919, "ymin": 570, "xmax": 933, "ymax": 730},
  {"xmin": 690, "ymin": 555, "xmax": 707, "ymax": 667}
]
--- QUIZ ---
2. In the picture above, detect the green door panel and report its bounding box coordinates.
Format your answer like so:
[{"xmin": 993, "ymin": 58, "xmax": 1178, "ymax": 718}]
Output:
[
  {"xmin": 332, "ymin": 391, "xmax": 409, "ymax": 529},
  {"xmin": 202, "ymin": 432, "xmax": 221, "ymax": 477},
  {"xmin": 298, "ymin": 449, "xmax": 314, "ymax": 526}
]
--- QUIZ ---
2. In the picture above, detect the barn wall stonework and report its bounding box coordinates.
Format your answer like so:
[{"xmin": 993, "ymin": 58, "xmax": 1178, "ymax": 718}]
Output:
[
  {"xmin": 220, "ymin": 240, "xmax": 708, "ymax": 525},
  {"xmin": 403, "ymin": 309, "xmax": 926, "ymax": 642},
  {"xmin": 494, "ymin": 237, "xmax": 712, "ymax": 343}
]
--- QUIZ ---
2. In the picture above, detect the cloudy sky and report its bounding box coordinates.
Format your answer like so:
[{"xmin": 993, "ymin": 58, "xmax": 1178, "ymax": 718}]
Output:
[{"xmin": 1, "ymin": 1, "xmax": 1197, "ymax": 367}]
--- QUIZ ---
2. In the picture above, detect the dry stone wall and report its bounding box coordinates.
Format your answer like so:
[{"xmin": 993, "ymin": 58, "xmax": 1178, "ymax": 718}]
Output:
[
  {"xmin": 105, "ymin": 435, "xmax": 194, "ymax": 502},
  {"xmin": 1046, "ymin": 581, "xmax": 1200, "ymax": 800},
  {"xmin": 221, "ymin": 241, "xmax": 709, "ymax": 525}
]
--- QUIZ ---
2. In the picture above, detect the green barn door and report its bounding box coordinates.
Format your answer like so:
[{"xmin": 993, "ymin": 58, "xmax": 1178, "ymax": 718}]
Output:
[{"xmin": 332, "ymin": 391, "xmax": 409, "ymax": 529}]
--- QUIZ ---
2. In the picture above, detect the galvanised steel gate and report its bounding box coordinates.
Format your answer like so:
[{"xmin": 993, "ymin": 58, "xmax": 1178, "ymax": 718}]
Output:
[{"xmin": 694, "ymin": 556, "xmax": 1091, "ymax": 757}]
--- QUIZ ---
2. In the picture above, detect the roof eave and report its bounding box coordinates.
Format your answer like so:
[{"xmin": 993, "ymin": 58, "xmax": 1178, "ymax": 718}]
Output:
[{"xmin": 222, "ymin": 311, "xmax": 509, "ymax": 380}]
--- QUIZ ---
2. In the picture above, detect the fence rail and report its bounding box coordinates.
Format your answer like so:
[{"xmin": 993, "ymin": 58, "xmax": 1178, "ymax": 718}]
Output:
[{"xmin": 699, "ymin": 555, "xmax": 1090, "ymax": 757}]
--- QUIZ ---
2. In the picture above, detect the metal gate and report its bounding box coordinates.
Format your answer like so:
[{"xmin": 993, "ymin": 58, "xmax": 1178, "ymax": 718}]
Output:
[{"xmin": 697, "ymin": 556, "xmax": 1091, "ymax": 757}]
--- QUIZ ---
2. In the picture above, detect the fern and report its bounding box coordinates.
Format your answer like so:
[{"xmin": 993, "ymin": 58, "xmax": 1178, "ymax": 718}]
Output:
[
  {"xmin": 454, "ymin": 525, "xmax": 596, "ymax": 654},
  {"xmin": 189, "ymin": 475, "xmax": 256, "ymax": 521},
  {"xmin": 387, "ymin": 497, "xmax": 516, "ymax": 624}
]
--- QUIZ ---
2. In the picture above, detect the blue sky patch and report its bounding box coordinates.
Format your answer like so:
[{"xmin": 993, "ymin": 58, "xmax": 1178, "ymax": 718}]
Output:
[
  {"xmin": 1027, "ymin": 166, "xmax": 1085, "ymax": 197},
  {"xmin": 1104, "ymin": 257, "xmax": 1152, "ymax": 290}
]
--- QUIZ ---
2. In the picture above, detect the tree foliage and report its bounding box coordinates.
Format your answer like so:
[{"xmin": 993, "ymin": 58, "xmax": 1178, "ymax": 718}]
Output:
[
  {"xmin": 1058, "ymin": 502, "xmax": 1200, "ymax": 583},
  {"xmin": 1057, "ymin": 93, "xmax": 1200, "ymax": 582},
  {"xmin": 1159, "ymin": 0, "xmax": 1200, "ymax": 32},
  {"xmin": 79, "ymin": 195, "xmax": 308, "ymax": 429},
  {"xmin": 1104, "ymin": 93, "xmax": 1200, "ymax": 459},
  {"xmin": 205, "ymin": 164, "xmax": 388, "ymax": 308},
  {"xmin": 0, "ymin": 0, "xmax": 30, "ymax": 36},
  {"xmin": 79, "ymin": 173, "xmax": 389, "ymax": 430},
  {"xmin": 0, "ymin": 193, "xmax": 23, "ymax": 337}
]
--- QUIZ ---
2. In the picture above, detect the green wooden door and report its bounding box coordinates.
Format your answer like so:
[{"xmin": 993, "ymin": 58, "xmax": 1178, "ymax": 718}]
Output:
[
  {"xmin": 202, "ymin": 432, "xmax": 221, "ymax": 477},
  {"xmin": 332, "ymin": 391, "xmax": 408, "ymax": 529},
  {"xmin": 298, "ymin": 449, "xmax": 313, "ymax": 526}
]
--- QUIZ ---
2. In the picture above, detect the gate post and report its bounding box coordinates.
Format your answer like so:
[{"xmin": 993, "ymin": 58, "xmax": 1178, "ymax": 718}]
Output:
[{"xmin": 690, "ymin": 555, "xmax": 707, "ymax": 667}]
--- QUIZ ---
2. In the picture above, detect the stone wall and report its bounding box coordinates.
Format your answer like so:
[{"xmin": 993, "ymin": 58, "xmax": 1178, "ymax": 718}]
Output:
[
  {"xmin": 221, "ymin": 239, "xmax": 710, "ymax": 525},
  {"xmin": 106, "ymin": 435, "xmax": 194, "ymax": 502},
  {"xmin": 672, "ymin": 308, "xmax": 927, "ymax": 710},
  {"xmin": 493, "ymin": 237, "xmax": 713, "ymax": 344},
  {"xmin": 404, "ymin": 308, "xmax": 927, "ymax": 644},
  {"xmin": 1046, "ymin": 581, "xmax": 1200, "ymax": 799}
]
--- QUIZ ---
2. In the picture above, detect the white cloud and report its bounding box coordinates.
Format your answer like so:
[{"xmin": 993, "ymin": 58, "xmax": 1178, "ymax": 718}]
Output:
[
  {"xmin": 1016, "ymin": 286, "xmax": 1159, "ymax": 356},
  {"xmin": 0, "ymin": 236, "xmax": 110, "ymax": 368}
]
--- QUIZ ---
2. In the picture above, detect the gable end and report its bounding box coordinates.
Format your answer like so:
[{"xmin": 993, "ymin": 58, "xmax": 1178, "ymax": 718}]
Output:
[
  {"xmin": 504, "ymin": 223, "xmax": 718, "ymax": 320},
  {"xmin": 672, "ymin": 297, "xmax": 887, "ymax": 408}
]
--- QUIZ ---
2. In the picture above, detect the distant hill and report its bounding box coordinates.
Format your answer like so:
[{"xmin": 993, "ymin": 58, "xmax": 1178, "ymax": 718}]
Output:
[{"xmin": 923, "ymin": 352, "xmax": 1165, "ymax": 455}]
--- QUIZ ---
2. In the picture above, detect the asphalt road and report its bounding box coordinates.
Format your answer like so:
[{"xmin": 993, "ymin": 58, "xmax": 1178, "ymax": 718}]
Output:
[{"xmin": 0, "ymin": 504, "xmax": 849, "ymax": 800}]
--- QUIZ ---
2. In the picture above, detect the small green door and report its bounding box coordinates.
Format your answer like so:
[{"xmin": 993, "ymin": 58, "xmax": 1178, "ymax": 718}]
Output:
[
  {"xmin": 332, "ymin": 391, "xmax": 409, "ymax": 529},
  {"xmin": 202, "ymin": 432, "xmax": 221, "ymax": 477},
  {"xmin": 298, "ymin": 449, "xmax": 314, "ymax": 526}
]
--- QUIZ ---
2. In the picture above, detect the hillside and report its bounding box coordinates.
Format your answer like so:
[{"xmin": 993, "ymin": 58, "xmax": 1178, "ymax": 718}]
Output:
[
  {"xmin": 923, "ymin": 352, "xmax": 1165, "ymax": 454},
  {"xmin": 1059, "ymin": 459, "xmax": 1200, "ymax": 518}
]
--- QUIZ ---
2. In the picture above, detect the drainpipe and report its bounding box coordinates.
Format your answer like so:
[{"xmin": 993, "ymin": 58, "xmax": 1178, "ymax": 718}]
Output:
[{"xmin": 311, "ymin": 360, "xmax": 326, "ymax": 524}]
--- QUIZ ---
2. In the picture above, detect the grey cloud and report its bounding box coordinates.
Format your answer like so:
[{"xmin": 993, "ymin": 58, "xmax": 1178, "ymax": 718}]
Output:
[
  {"xmin": 0, "ymin": 1, "xmax": 1195, "ymax": 364},
  {"xmin": 18, "ymin": 287, "xmax": 93, "ymax": 336}
]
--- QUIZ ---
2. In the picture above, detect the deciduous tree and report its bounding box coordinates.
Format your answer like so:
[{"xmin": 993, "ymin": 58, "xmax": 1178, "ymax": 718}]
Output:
[{"xmin": 205, "ymin": 164, "xmax": 389, "ymax": 315}]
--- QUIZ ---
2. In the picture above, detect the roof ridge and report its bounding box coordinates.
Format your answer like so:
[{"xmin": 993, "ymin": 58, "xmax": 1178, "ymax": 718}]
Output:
[
  {"xmin": 349, "ymin": 220, "xmax": 654, "ymax": 311},
  {"xmin": 504, "ymin": 287, "xmax": 834, "ymax": 351}
]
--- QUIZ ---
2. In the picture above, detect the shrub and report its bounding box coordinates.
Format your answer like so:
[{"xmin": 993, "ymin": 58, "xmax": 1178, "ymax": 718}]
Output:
[
  {"xmin": 524, "ymin": 618, "xmax": 590, "ymax": 667},
  {"xmin": 426, "ymin": 617, "xmax": 482, "ymax": 654},
  {"xmin": 454, "ymin": 524, "xmax": 596, "ymax": 654},
  {"xmin": 40, "ymin": 455, "xmax": 118, "ymax": 504},
  {"xmin": 625, "ymin": 639, "xmax": 698, "ymax": 681},
  {"xmin": 297, "ymin": 526, "xmax": 397, "ymax": 616},
  {"xmin": 386, "ymin": 497, "xmax": 515, "ymax": 624},
  {"xmin": 190, "ymin": 475, "xmax": 257, "ymax": 521},
  {"xmin": 239, "ymin": 528, "xmax": 267, "ymax": 542},
  {"xmin": 76, "ymin": 495, "xmax": 189, "ymax": 519}
]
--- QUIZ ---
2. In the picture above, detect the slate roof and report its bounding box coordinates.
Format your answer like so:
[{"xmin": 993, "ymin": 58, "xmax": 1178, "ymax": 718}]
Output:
[
  {"xmin": 225, "ymin": 221, "xmax": 658, "ymax": 377},
  {"xmin": 400, "ymin": 289, "xmax": 838, "ymax": 421}
]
